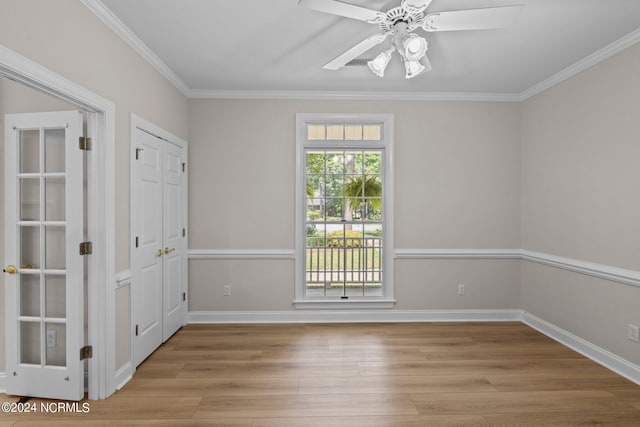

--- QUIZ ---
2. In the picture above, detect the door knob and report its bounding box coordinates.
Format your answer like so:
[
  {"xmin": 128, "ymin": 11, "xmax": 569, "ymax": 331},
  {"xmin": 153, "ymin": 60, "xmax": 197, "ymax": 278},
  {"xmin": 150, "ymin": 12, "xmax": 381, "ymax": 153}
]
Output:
[
  {"xmin": 156, "ymin": 249, "xmax": 164, "ymax": 257},
  {"xmin": 3, "ymin": 265, "xmax": 17, "ymax": 274},
  {"xmin": 164, "ymin": 247, "xmax": 176, "ymax": 255}
]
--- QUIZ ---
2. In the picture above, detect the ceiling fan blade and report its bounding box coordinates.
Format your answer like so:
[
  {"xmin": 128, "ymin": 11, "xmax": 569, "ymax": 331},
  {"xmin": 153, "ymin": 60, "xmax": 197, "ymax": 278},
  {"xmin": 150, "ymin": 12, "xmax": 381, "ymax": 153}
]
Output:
[
  {"xmin": 323, "ymin": 33, "xmax": 390, "ymax": 70},
  {"xmin": 299, "ymin": 0, "xmax": 386, "ymax": 23},
  {"xmin": 422, "ymin": 5, "xmax": 524, "ymax": 32}
]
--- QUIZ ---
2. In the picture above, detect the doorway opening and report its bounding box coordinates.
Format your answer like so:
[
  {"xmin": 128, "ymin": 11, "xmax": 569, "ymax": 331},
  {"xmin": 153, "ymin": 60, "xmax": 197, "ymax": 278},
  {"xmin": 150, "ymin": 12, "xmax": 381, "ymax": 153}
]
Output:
[{"xmin": 1, "ymin": 46, "xmax": 115, "ymax": 400}]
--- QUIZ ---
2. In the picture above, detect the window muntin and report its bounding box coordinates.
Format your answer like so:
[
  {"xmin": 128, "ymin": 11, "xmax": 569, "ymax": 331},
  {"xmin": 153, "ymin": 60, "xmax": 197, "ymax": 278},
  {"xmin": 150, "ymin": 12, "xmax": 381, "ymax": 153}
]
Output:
[
  {"xmin": 305, "ymin": 149, "xmax": 383, "ymax": 297},
  {"xmin": 306, "ymin": 124, "xmax": 382, "ymax": 141}
]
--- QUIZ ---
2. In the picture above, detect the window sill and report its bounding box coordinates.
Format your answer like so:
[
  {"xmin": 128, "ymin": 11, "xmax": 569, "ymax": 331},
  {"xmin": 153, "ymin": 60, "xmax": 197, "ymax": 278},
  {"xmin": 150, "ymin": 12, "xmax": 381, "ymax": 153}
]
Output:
[{"xmin": 293, "ymin": 299, "xmax": 396, "ymax": 309}]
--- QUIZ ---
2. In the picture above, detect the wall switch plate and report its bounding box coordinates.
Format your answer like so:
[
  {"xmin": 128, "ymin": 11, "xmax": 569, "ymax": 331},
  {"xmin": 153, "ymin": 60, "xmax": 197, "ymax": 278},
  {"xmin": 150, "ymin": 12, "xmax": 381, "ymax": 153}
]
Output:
[
  {"xmin": 458, "ymin": 284, "xmax": 465, "ymax": 296},
  {"xmin": 628, "ymin": 324, "xmax": 639, "ymax": 343},
  {"xmin": 223, "ymin": 285, "xmax": 231, "ymax": 296}
]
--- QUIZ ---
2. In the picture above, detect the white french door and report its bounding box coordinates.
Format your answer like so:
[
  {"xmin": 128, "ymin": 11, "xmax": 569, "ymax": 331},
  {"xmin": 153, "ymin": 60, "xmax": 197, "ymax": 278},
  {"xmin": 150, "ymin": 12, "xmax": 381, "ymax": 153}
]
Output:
[
  {"xmin": 4, "ymin": 111, "xmax": 85, "ymax": 400},
  {"xmin": 132, "ymin": 126, "xmax": 186, "ymax": 367}
]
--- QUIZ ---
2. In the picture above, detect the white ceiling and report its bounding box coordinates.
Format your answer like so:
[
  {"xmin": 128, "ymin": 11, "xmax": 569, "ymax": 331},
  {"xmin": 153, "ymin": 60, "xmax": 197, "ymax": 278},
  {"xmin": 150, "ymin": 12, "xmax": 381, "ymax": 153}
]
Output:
[{"xmin": 98, "ymin": 0, "xmax": 640, "ymax": 97}]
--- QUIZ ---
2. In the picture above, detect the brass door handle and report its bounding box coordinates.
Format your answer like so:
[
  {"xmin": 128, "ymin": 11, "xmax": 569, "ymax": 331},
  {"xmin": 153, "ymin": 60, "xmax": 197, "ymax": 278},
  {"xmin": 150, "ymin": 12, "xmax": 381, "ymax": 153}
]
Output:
[
  {"xmin": 3, "ymin": 265, "xmax": 17, "ymax": 274},
  {"xmin": 164, "ymin": 247, "xmax": 176, "ymax": 255},
  {"xmin": 156, "ymin": 249, "xmax": 164, "ymax": 257}
]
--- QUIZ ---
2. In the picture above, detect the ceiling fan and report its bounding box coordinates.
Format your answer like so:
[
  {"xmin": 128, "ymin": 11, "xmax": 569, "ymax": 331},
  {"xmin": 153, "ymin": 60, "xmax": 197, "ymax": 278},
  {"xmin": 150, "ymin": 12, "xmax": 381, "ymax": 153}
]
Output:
[{"xmin": 299, "ymin": 0, "xmax": 524, "ymax": 79}]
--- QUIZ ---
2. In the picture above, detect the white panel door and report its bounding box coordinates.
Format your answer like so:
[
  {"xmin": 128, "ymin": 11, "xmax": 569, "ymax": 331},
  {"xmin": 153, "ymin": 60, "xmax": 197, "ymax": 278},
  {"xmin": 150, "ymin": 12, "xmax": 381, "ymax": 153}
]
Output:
[
  {"xmin": 133, "ymin": 129, "xmax": 163, "ymax": 366},
  {"xmin": 162, "ymin": 142, "xmax": 184, "ymax": 340},
  {"xmin": 4, "ymin": 111, "xmax": 85, "ymax": 400},
  {"xmin": 133, "ymin": 125, "xmax": 186, "ymax": 366}
]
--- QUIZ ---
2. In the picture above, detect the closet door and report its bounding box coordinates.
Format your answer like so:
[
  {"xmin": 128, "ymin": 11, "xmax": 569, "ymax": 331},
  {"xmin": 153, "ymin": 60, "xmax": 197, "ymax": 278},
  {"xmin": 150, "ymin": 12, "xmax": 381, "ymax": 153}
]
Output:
[
  {"xmin": 133, "ymin": 129, "xmax": 163, "ymax": 366},
  {"xmin": 132, "ymin": 123, "xmax": 187, "ymax": 367},
  {"xmin": 162, "ymin": 141, "xmax": 184, "ymax": 339}
]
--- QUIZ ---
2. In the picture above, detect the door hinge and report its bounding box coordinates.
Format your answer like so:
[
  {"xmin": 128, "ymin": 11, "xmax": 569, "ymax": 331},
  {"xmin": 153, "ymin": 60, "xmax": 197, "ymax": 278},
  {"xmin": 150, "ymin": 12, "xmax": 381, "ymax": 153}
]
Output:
[
  {"xmin": 79, "ymin": 136, "xmax": 92, "ymax": 151},
  {"xmin": 182, "ymin": 228, "xmax": 186, "ymax": 237},
  {"xmin": 135, "ymin": 324, "xmax": 139, "ymax": 336},
  {"xmin": 79, "ymin": 241, "xmax": 93, "ymax": 255},
  {"xmin": 135, "ymin": 236, "xmax": 139, "ymax": 248},
  {"xmin": 80, "ymin": 345, "xmax": 93, "ymax": 360},
  {"xmin": 135, "ymin": 147, "xmax": 144, "ymax": 160},
  {"xmin": 183, "ymin": 292, "xmax": 186, "ymax": 301},
  {"xmin": 182, "ymin": 162, "xmax": 186, "ymax": 172}
]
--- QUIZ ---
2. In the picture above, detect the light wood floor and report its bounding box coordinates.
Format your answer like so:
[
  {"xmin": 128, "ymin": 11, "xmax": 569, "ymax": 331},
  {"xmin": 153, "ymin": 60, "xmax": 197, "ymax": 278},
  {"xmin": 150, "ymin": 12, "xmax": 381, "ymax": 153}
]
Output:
[{"xmin": 2, "ymin": 322, "xmax": 640, "ymax": 426}]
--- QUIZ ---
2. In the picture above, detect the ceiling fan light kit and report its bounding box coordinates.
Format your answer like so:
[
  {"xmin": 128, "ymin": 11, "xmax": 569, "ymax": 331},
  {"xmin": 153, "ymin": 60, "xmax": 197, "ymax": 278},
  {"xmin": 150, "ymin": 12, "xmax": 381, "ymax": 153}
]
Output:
[{"xmin": 299, "ymin": 0, "xmax": 523, "ymax": 79}]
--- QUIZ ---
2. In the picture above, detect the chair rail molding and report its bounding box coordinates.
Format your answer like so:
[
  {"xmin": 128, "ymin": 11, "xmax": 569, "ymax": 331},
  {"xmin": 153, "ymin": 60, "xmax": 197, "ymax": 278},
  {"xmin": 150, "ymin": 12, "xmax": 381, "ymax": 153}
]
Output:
[
  {"xmin": 520, "ymin": 250, "xmax": 640, "ymax": 288},
  {"xmin": 188, "ymin": 249, "xmax": 295, "ymax": 260}
]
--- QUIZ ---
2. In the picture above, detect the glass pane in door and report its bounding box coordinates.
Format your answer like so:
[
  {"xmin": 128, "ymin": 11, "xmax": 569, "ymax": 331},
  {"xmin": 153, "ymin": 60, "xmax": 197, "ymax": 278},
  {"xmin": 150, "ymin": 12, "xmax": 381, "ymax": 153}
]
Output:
[
  {"xmin": 20, "ymin": 178, "xmax": 40, "ymax": 221},
  {"xmin": 19, "ymin": 129, "xmax": 39, "ymax": 174},
  {"xmin": 20, "ymin": 275, "xmax": 40, "ymax": 317},
  {"xmin": 45, "ymin": 275, "xmax": 66, "ymax": 318},
  {"xmin": 20, "ymin": 321, "xmax": 41, "ymax": 364},
  {"xmin": 45, "ymin": 178, "xmax": 65, "ymax": 221},
  {"xmin": 44, "ymin": 128, "xmax": 65, "ymax": 173},
  {"xmin": 45, "ymin": 227, "xmax": 65, "ymax": 270},
  {"xmin": 20, "ymin": 226, "xmax": 40, "ymax": 269}
]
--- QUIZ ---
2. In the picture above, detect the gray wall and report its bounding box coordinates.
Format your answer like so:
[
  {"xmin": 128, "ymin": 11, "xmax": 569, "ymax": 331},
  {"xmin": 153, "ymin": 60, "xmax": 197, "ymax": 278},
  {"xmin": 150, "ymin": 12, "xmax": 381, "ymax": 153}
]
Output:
[
  {"xmin": 521, "ymin": 42, "xmax": 640, "ymax": 365},
  {"xmin": 188, "ymin": 99, "xmax": 522, "ymax": 312}
]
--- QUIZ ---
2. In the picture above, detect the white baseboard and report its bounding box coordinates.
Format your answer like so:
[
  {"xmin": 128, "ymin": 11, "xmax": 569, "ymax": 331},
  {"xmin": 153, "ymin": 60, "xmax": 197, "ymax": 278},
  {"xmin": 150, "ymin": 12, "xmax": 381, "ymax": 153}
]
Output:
[
  {"xmin": 188, "ymin": 309, "xmax": 523, "ymax": 324},
  {"xmin": 522, "ymin": 311, "xmax": 640, "ymax": 386},
  {"xmin": 114, "ymin": 361, "xmax": 133, "ymax": 390}
]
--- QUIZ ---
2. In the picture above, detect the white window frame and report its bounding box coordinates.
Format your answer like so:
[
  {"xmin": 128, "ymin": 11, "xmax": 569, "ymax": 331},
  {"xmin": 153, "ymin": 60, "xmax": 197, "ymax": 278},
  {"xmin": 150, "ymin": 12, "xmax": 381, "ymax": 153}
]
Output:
[{"xmin": 294, "ymin": 113, "xmax": 395, "ymax": 309}]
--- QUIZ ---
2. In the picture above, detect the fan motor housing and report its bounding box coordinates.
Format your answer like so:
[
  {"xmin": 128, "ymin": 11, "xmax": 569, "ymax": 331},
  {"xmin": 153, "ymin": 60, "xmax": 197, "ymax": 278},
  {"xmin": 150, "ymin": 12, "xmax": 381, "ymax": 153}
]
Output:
[{"xmin": 379, "ymin": 6, "xmax": 424, "ymax": 33}]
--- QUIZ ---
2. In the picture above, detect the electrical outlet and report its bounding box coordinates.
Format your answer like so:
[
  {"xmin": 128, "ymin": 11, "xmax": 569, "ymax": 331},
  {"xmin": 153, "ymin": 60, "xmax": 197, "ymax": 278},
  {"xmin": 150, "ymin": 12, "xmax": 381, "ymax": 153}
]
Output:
[
  {"xmin": 628, "ymin": 324, "xmax": 639, "ymax": 343},
  {"xmin": 46, "ymin": 330, "xmax": 56, "ymax": 348},
  {"xmin": 458, "ymin": 284, "xmax": 465, "ymax": 296},
  {"xmin": 223, "ymin": 285, "xmax": 231, "ymax": 296}
]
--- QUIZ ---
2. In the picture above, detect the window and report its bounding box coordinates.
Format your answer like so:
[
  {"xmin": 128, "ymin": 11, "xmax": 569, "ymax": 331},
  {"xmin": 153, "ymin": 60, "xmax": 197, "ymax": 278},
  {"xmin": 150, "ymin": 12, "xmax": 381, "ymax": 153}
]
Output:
[{"xmin": 295, "ymin": 114, "xmax": 395, "ymax": 308}]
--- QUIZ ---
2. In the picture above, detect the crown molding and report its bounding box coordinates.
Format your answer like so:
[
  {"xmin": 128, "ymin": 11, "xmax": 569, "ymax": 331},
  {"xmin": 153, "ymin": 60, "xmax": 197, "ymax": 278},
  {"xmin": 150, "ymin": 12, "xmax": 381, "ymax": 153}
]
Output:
[
  {"xmin": 188, "ymin": 89, "xmax": 521, "ymax": 102},
  {"xmin": 520, "ymin": 27, "xmax": 640, "ymax": 101},
  {"xmin": 80, "ymin": 0, "xmax": 191, "ymax": 97}
]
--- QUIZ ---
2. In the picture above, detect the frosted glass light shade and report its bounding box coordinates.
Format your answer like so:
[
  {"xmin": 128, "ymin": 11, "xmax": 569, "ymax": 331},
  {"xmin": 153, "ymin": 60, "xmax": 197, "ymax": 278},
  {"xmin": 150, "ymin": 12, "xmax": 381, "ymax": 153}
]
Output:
[
  {"xmin": 367, "ymin": 49, "xmax": 393, "ymax": 77},
  {"xmin": 403, "ymin": 34, "xmax": 428, "ymax": 61},
  {"xmin": 404, "ymin": 60, "xmax": 426, "ymax": 79}
]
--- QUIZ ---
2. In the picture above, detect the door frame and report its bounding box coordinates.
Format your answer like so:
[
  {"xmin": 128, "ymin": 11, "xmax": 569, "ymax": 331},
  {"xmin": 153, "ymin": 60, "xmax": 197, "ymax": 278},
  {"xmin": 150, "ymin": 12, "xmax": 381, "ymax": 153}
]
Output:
[
  {"xmin": 0, "ymin": 45, "xmax": 116, "ymax": 399},
  {"xmin": 130, "ymin": 114, "xmax": 188, "ymax": 367}
]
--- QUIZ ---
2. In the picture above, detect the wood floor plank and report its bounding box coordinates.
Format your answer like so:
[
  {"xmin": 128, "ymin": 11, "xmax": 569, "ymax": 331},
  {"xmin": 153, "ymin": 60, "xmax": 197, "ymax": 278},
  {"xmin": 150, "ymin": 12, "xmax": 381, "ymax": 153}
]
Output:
[
  {"xmin": 411, "ymin": 390, "xmax": 635, "ymax": 415},
  {"xmin": 357, "ymin": 359, "xmax": 542, "ymax": 377},
  {"xmin": 121, "ymin": 377, "xmax": 299, "ymax": 396},
  {"xmin": 250, "ymin": 415, "xmax": 487, "ymax": 427},
  {"xmin": 482, "ymin": 411, "xmax": 640, "ymax": 426},
  {"xmin": 2, "ymin": 322, "xmax": 639, "ymax": 425},
  {"xmin": 178, "ymin": 361, "xmax": 361, "ymax": 378},
  {"xmin": 487, "ymin": 372, "xmax": 639, "ymax": 391},
  {"xmin": 194, "ymin": 394, "xmax": 419, "ymax": 418},
  {"xmin": 298, "ymin": 374, "xmax": 495, "ymax": 394}
]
